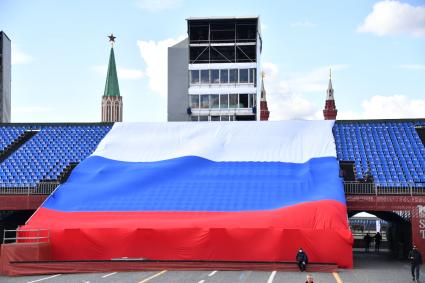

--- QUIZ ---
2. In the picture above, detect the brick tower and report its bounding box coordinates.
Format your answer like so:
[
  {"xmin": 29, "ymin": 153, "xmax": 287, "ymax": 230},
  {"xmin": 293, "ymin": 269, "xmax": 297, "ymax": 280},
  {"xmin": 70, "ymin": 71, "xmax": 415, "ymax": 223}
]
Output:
[
  {"xmin": 101, "ymin": 34, "xmax": 123, "ymax": 122},
  {"xmin": 260, "ymin": 72, "xmax": 270, "ymax": 121},
  {"xmin": 323, "ymin": 69, "xmax": 337, "ymax": 120}
]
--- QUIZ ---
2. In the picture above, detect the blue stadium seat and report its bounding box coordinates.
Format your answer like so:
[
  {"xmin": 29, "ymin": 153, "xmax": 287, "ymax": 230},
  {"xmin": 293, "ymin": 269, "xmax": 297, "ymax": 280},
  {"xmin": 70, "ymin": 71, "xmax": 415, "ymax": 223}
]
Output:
[
  {"xmin": 333, "ymin": 121, "xmax": 425, "ymax": 189},
  {"xmin": 0, "ymin": 124, "xmax": 112, "ymax": 188}
]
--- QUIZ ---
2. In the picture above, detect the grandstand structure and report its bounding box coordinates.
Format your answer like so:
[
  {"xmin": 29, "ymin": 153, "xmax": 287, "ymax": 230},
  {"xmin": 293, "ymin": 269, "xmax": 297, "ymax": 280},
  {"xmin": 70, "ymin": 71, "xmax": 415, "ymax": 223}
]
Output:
[
  {"xmin": 0, "ymin": 124, "xmax": 111, "ymax": 207},
  {"xmin": 168, "ymin": 17, "xmax": 270, "ymax": 122},
  {"xmin": 0, "ymin": 119, "xmax": 424, "ymax": 274}
]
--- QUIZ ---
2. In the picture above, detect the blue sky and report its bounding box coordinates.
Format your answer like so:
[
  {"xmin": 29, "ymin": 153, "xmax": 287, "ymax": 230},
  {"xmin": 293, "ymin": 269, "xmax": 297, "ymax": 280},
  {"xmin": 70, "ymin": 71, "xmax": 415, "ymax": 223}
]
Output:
[{"xmin": 1, "ymin": 0, "xmax": 424, "ymax": 122}]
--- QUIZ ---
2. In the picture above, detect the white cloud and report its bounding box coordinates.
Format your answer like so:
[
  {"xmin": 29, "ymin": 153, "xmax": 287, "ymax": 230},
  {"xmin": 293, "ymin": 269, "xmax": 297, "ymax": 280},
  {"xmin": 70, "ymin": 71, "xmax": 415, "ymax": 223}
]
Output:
[
  {"xmin": 357, "ymin": 0, "xmax": 425, "ymax": 37},
  {"xmin": 262, "ymin": 63, "xmax": 347, "ymax": 120},
  {"xmin": 136, "ymin": 36, "xmax": 185, "ymax": 96},
  {"xmin": 118, "ymin": 68, "xmax": 145, "ymax": 79},
  {"xmin": 339, "ymin": 95, "xmax": 425, "ymax": 119},
  {"xmin": 290, "ymin": 20, "xmax": 316, "ymax": 28},
  {"xmin": 399, "ymin": 64, "xmax": 425, "ymax": 70},
  {"xmin": 361, "ymin": 95, "xmax": 425, "ymax": 118},
  {"xmin": 137, "ymin": 0, "xmax": 182, "ymax": 12},
  {"xmin": 11, "ymin": 43, "xmax": 33, "ymax": 65},
  {"xmin": 92, "ymin": 65, "xmax": 144, "ymax": 80}
]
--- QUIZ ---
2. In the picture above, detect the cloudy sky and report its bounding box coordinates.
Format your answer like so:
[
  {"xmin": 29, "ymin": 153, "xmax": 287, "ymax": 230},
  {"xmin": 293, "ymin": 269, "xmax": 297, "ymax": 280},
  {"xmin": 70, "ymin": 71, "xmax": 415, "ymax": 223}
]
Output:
[{"xmin": 1, "ymin": 0, "xmax": 424, "ymax": 122}]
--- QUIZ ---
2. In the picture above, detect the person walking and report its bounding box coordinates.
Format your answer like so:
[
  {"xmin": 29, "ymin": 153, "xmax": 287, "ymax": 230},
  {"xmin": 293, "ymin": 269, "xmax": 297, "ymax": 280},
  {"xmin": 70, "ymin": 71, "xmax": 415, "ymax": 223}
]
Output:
[
  {"xmin": 296, "ymin": 248, "xmax": 308, "ymax": 272},
  {"xmin": 374, "ymin": 232, "xmax": 382, "ymax": 252},
  {"xmin": 409, "ymin": 245, "xmax": 422, "ymax": 282}
]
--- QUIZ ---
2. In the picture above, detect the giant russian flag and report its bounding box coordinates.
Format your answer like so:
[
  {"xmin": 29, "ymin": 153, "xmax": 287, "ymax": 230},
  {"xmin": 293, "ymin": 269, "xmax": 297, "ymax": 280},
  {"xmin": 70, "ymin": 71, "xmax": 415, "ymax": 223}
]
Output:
[{"xmin": 24, "ymin": 121, "xmax": 353, "ymax": 267}]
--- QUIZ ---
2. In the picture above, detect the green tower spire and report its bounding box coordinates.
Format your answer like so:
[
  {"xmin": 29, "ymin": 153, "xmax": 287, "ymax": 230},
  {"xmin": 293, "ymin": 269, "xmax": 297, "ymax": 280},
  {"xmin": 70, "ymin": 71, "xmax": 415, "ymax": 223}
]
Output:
[{"xmin": 103, "ymin": 35, "xmax": 120, "ymax": 97}]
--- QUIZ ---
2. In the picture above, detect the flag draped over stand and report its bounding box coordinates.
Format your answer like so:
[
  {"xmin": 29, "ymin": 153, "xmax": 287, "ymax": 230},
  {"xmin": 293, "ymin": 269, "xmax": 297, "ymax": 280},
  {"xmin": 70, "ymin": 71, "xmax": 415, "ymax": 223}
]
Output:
[{"xmin": 23, "ymin": 121, "xmax": 353, "ymax": 268}]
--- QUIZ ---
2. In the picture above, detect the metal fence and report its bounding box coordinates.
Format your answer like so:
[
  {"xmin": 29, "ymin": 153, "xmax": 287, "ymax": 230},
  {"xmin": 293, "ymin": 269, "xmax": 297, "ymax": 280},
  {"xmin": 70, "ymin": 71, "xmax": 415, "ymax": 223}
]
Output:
[
  {"xmin": 1, "ymin": 180, "xmax": 424, "ymax": 196},
  {"xmin": 344, "ymin": 181, "xmax": 425, "ymax": 196},
  {"xmin": 0, "ymin": 182, "xmax": 59, "ymax": 195},
  {"xmin": 3, "ymin": 228, "xmax": 50, "ymax": 244}
]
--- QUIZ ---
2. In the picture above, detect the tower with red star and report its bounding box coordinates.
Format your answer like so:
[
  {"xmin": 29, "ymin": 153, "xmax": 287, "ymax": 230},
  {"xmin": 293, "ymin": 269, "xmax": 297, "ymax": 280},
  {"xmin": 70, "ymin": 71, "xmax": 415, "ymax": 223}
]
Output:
[{"xmin": 323, "ymin": 69, "xmax": 337, "ymax": 120}]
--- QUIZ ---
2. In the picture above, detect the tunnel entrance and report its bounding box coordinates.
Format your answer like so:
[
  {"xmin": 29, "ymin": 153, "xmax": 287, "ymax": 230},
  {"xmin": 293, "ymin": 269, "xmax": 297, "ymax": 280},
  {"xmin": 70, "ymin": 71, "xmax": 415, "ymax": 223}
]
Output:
[
  {"xmin": 349, "ymin": 210, "xmax": 412, "ymax": 260},
  {"xmin": 0, "ymin": 210, "xmax": 35, "ymax": 243}
]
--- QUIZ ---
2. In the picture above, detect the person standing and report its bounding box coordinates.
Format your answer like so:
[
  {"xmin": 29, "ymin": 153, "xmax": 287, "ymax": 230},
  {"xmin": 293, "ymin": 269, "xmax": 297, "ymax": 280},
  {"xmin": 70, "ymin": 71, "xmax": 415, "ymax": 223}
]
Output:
[
  {"xmin": 296, "ymin": 248, "xmax": 308, "ymax": 272},
  {"xmin": 305, "ymin": 274, "xmax": 314, "ymax": 283},
  {"xmin": 364, "ymin": 233, "xmax": 372, "ymax": 253},
  {"xmin": 374, "ymin": 232, "xmax": 382, "ymax": 252},
  {"xmin": 409, "ymin": 245, "xmax": 422, "ymax": 282}
]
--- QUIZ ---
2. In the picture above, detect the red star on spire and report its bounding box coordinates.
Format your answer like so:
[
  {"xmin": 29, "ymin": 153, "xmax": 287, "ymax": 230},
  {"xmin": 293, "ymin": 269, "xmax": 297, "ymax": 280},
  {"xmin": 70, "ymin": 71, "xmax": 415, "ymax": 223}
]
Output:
[{"xmin": 108, "ymin": 34, "xmax": 116, "ymax": 43}]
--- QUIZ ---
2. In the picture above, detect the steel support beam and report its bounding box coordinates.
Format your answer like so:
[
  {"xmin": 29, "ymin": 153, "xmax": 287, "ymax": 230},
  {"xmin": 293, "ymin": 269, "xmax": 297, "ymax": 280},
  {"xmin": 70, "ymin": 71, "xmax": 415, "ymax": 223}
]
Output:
[{"xmin": 0, "ymin": 195, "xmax": 47, "ymax": 210}]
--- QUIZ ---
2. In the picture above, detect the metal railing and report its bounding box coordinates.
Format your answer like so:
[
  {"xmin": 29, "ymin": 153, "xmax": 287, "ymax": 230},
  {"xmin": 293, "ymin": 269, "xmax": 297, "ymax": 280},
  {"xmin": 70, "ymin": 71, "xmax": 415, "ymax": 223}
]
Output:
[
  {"xmin": 344, "ymin": 181, "xmax": 425, "ymax": 196},
  {"xmin": 0, "ymin": 182, "xmax": 59, "ymax": 195},
  {"xmin": 3, "ymin": 228, "xmax": 50, "ymax": 244}
]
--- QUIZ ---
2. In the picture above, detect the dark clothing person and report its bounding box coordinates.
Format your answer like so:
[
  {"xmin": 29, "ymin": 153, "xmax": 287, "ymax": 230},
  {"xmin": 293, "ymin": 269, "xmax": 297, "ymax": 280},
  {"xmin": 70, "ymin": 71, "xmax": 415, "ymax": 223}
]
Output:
[
  {"xmin": 364, "ymin": 233, "xmax": 372, "ymax": 253},
  {"xmin": 296, "ymin": 249, "xmax": 308, "ymax": 272},
  {"xmin": 374, "ymin": 232, "xmax": 382, "ymax": 252},
  {"xmin": 409, "ymin": 247, "xmax": 422, "ymax": 282}
]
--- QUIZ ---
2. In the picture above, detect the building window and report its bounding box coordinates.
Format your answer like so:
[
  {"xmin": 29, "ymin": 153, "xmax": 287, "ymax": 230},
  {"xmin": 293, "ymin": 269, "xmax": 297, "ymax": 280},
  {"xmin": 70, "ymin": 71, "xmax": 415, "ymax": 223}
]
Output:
[
  {"xmin": 220, "ymin": 69, "xmax": 229, "ymax": 84},
  {"xmin": 191, "ymin": 116, "xmax": 199, "ymax": 121},
  {"xmin": 229, "ymin": 69, "xmax": 238, "ymax": 83},
  {"xmin": 211, "ymin": 69, "xmax": 220, "ymax": 84},
  {"xmin": 249, "ymin": 93, "xmax": 256, "ymax": 108},
  {"xmin": 200, "ymin": 94, "xmax": 209, "ymax": 108},
  {"xmin": 211, "ymin": 116, "xmax": 220, "ymax": 121},
  {"xmin": 199, "ymin": 116, "xmax": 208, "ymax": 121},
  {"xmin": 190, "ymin": 95, "xmax": 200, "ymax": 108},
  {"xmin": 192, "ymin": 68, "xmax": 256, "ymax": 85},
  {"xmin": 239, "ymin": 69, "xmax": 249, "ymax": 83},
  {"xmin": 220, "ymin": 94, "xmax": 228, "ymax": 108},
  {"xmin": 220, "ymin": 115, "xmax": 230, "ymax": 121},
  {"xmin": 190, "ymin": 70, "xmax": 200, "ymax": 84},
  {"xmin": 229, "ymin": 93, "xmax": 238, "ymax": 108},
  {"xmin": 239, "ymin": 93, "xmax": 249, "ymax": 108},
  {"xmin": 210, "ymin": 94, "xmax": 220, "ymax": 108},
  {"xmin": 201, "ymin": 70, "xmax": 209, "ymax": 84},
  {"xmin": 249, "ymin": 68, "xmax": 256, "ymax": 84}
]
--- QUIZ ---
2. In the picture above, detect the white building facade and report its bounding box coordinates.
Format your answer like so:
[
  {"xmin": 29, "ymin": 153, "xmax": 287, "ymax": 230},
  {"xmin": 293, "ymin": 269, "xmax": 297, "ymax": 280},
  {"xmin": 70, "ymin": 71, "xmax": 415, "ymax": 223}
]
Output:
[{"xmin": 168, "ymin": 17, "xmax": 262, "ymax": 122}]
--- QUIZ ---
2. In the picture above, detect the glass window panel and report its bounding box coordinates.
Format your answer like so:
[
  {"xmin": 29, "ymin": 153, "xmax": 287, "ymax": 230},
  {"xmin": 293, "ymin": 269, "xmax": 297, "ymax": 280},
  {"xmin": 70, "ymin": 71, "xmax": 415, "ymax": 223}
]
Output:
[
  {"xmin": 229, "ymin": 69, "xmax": 238, "ymax": 83},
  {"xmin": 210, "ymin": 94, "xmax": 220, "ymax": 108},
  {"xmin": 220, "ymin": 94, "xmax": 228, "ymax": 108},
  {"xmin": 211, "ymin": 116, "xmax": 220, "ymax": 121},
  {"xmin": 239, "ymin": 69, "xmax": 249, "ymax": 83},
  {"xmin": 199, "ymin": 115, "xmax": 208, "ymax": 121},
  {"xmin": 201, "ymin": 70, "xmax": 209, "ymax": 84},
  {"xmin": 200, "ymin": 94, "xmax": 210, "ymax": 108},
  {"xmin": 211, "ymin": 69, "xmax": 220, "ymax": 84},
  {"xmin": 229, "ymin": 94, "xmax": 238, "ymax": 108},
  {"xmin": 190, "ymin": 95, "xmax": 200, "ymax": 108},
  {"xmin": 191, "ymin": 116, "xmax": 199, "ymax": 121},
  {"xmin": 220, "ymin": 69, "xmax": 229, "ymax": 84},
  {"xmin": 220, "ymin": 115, "xmax": 230, "ymax": 121},
  {"xmin": 190, "ymin": 70, "xmax": 199, "ymax": 84},
  {"xmin": 249, "ymin": 68, "xmax": 255, "ymax": 84},
  {"xmin": 249, "ymin": 93, "xmax": 256, "ymax": 108},
  {"xmin": 239, "ymin": 93, "xmax": 249, "ymax": 108}
]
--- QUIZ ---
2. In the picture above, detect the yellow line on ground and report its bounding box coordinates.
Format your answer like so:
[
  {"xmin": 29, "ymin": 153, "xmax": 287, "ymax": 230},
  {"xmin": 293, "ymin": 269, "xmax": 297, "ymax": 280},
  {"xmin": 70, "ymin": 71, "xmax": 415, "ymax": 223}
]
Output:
[
  {"xmin": 139, "ymin": 270, "xmax": 167, "ymax": 283},
  {"xmin": 332, "ymin": 272, "xmax": 343, "ymax": 283}
]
